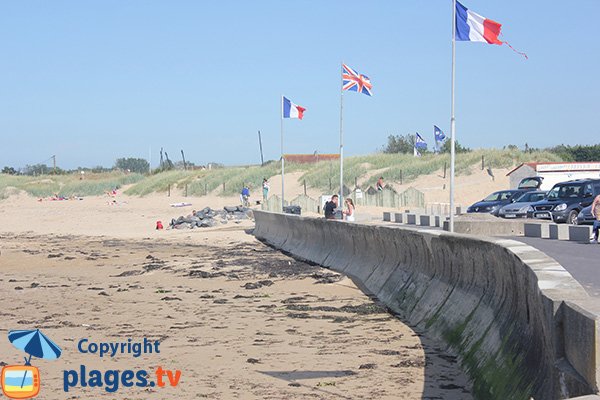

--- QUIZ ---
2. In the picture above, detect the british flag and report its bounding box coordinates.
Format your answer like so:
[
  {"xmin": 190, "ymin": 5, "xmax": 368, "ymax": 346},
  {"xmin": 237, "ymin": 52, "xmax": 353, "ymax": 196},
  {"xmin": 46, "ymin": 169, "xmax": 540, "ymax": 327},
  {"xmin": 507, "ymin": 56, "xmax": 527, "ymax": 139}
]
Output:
[{"xmin": 342, "ymin": 64, "xmax": 372, "ymax": 96}]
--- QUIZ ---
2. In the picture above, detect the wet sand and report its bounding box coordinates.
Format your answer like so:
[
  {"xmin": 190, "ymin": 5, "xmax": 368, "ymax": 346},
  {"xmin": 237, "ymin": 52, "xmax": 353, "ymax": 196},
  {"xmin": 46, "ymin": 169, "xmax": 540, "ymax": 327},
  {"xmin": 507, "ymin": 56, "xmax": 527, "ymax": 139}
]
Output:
[{"xmin": 0, "ymin": 195, "xmax": 472, "ymax": 399}]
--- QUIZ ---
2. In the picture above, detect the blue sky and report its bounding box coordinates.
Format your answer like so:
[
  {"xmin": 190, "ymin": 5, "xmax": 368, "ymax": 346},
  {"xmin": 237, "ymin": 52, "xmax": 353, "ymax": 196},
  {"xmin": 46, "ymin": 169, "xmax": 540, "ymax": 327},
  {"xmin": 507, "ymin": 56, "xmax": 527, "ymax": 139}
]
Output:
[{"xmin": 1, "ymin": 1, "xmax": 599, "ymax": 169}]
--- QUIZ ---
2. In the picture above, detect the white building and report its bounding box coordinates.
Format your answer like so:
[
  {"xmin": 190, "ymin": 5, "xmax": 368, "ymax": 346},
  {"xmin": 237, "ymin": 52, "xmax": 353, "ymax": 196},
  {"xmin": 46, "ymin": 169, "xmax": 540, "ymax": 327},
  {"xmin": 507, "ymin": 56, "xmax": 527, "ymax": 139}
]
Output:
[{"xmin": 507, "ymin": 162, "xmax": 600, "ymax": 191}]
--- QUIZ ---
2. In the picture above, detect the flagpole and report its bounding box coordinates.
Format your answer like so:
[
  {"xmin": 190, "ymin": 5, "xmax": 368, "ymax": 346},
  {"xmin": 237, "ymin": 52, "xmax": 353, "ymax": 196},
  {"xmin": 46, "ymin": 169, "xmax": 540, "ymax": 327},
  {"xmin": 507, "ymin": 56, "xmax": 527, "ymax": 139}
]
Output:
[
  {"xmin": 281, "ymin": 95, "xmax": 285, "ymax": 212},
  {"xmin": 339, "ymin": 62, "xmax": 344, "ymax": 210},
  {"xmin": 450, "ymin": 0, "xmax": 457, "ymax": 233}
]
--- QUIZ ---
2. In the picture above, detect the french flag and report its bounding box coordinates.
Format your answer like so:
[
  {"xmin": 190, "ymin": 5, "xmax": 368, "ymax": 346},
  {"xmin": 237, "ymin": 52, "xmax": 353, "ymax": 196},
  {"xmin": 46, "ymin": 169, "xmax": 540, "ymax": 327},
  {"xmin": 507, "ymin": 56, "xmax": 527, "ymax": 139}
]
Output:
[
  {"xmin": 455, "ymin": 1, "xmax": 502, "ymax": 45},
  {"xmin": 282, "ymin": 96, "xmax": 305, "ymax": 120}
]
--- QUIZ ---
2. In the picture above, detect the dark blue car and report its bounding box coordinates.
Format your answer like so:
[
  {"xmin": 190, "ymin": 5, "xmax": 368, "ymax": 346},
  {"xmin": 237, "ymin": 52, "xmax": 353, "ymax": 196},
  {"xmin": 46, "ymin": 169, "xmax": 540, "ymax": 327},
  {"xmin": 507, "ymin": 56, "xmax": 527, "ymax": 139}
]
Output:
[{"xmin": 467, "ymin": 190, "xmax": 525, "ymax": 217}]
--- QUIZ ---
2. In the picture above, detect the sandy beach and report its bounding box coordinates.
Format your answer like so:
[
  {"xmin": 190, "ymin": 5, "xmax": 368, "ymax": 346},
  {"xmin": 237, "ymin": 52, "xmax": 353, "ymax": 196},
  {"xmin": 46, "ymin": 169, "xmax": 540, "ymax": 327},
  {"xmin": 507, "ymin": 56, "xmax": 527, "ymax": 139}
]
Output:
[{"xmin": 0, "ymin": 193, "xmax": 472, "ymax": 399}]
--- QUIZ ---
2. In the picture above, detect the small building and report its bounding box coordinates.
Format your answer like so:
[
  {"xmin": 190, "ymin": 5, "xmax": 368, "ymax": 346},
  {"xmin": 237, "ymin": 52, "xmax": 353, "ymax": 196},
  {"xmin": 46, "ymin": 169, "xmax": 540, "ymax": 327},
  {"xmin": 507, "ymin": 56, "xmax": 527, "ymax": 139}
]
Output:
[
  {"xmin": 507, "ymin": 162, "xmax": 600, "ymax": 190},
  {"xmin": 283, "ymin": 154, "xmax": 339, "ymax": 164}
]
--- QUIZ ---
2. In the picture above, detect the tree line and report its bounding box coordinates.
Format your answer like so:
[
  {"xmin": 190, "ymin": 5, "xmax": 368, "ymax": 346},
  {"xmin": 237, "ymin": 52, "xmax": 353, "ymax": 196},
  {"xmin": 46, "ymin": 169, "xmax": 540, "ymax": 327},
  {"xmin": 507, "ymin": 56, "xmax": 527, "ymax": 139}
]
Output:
[{"xmin": 382, "ymin": 134, "xmax": 600, "ymax": 161}]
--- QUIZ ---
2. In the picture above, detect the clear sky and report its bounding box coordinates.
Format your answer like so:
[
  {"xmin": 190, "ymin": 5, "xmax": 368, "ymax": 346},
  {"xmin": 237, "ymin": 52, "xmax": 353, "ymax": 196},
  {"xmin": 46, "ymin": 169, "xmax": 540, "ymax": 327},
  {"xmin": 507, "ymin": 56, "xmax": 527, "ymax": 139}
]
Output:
[{"xmin": 1, "ymin": 1, "xmax": 599, "ymax": 169}]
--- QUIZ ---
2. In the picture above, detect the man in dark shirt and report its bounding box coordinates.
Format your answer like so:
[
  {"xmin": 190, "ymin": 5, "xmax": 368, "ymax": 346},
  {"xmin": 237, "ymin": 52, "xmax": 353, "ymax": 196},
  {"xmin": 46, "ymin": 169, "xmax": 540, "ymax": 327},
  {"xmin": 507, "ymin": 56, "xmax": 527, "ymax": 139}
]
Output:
[{"xmin": 324, "ymin": 195, "xmax": 339, "ymax": 219}]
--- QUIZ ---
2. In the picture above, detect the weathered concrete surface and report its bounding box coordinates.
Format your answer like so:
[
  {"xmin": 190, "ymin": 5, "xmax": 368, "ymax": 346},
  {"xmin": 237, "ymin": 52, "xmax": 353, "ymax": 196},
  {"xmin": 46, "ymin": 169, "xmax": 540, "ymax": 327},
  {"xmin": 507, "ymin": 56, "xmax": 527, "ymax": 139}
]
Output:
[
  {"xmin": 525, "ymin": 222, "xmax": 551, "ymax": 239},
  {"xmin": 551, "ymin": 224, "xmax": 570, "ymax": 240},
  {"xmin": 394, "ymin": 212, "xmax": 404, "ymax": 223},
  {"xmin": 254, "ymin": 211, "xmax": 600, "ymax": 400},
  {"xmin": 570, "ymin": 226, "xmax": 593, "ymax": 243},
  {"xmin": 419, "ymin": 215, "xmax": 435, "ymax": 227},
  {"xmin": 406, "ymin": 213, "xmax": 418, "ymax": 225},
  {"xmin": 443, "ymin": 214, "xmax": 526, "ymax": 235}
]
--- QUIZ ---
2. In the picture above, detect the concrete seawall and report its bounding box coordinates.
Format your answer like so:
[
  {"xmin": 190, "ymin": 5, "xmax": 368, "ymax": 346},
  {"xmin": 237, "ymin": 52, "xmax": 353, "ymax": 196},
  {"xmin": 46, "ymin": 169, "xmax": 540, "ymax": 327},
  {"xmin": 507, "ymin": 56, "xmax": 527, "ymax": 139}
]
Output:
[{"xmin": 253, "ymin": 211, "xmax": 600, "ymax": 400}]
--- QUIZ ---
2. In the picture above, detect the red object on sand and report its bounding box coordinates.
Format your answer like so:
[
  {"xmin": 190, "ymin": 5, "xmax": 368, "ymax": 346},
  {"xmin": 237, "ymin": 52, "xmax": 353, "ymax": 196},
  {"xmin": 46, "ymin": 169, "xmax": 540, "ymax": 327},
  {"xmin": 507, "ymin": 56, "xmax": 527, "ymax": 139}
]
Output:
[{"xmin": 156, "ymin": 221, "xmax": 163, "ymax": 230}]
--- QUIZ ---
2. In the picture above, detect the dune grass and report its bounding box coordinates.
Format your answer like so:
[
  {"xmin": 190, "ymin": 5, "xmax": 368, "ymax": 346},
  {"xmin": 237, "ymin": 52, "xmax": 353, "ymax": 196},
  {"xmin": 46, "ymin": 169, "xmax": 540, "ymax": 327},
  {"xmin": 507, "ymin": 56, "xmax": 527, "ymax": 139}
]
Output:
[
  {"xmin": 0, "ymin": 172, "xmax": 144, "ymax": 198},
  {"xmin": 300, "ymin": 149, "xmax": 563, "ymax": 191},
  {"xmin": 1, "ymin": 149, "xmax": 565, "ymax": 200}
]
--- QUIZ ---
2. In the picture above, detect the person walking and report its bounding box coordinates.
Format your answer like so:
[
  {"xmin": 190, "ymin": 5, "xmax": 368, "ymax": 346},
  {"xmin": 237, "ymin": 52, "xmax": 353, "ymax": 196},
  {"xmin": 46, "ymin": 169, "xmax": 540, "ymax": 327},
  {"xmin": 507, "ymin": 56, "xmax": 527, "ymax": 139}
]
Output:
[
  {"xmin": 591, "ymin": 194, "xmax": 600, "ymax": 243},
  {"xmin": 241, "ymin": 185, "xmax": 250, "ymax": 207},
  {"xmin": 343, "ymin": 198, "xmax": 355, "ymax": 222}
]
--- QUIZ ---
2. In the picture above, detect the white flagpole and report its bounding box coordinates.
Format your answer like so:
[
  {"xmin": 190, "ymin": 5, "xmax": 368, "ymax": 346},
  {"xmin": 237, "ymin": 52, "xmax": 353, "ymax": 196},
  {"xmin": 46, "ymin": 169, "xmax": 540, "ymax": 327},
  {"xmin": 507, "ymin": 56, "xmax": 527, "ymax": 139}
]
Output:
[
  {"xmin": 281, "ymin": 95, "xmax": 285, "ymax": 212},
  {"xmin": 339, "ymin": 62, "xmax": 345, "ymax": 210},
  {"xmin": 450, "ymin": 0, "xmax": 457, "ymax": 232}
]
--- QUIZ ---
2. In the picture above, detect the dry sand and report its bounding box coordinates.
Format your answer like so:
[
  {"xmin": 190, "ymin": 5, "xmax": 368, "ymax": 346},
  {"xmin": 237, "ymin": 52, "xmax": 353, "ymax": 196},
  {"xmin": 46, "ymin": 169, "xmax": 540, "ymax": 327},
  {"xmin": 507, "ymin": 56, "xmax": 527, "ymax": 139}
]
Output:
[{"xmin": 0, "ymin": 193, "xmax": 472, "ymax": 399}]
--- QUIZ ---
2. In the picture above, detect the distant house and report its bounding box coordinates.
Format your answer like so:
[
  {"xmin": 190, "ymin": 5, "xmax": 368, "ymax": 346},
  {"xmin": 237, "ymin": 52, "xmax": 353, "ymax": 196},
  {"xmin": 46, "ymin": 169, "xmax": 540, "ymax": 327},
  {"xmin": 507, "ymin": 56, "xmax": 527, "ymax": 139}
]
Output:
[
  {"xmin": 283, "ymin": 154, "xmax": 340, "ymax": 164},
  {"xmin": 507, "ymin": 162, "xmax": 600, "ymax": 190}
]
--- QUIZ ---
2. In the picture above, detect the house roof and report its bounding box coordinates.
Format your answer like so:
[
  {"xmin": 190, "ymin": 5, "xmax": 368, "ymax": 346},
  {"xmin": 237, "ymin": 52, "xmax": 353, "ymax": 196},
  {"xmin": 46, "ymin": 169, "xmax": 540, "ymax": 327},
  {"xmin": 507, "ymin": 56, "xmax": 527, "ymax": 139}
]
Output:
[
  {"xmin": 283, "ymin": 154, "xmax": 340, "ymax": 163},
  {"xmin": 506, "ymin": 162, "xmax": 600, "ymax": 176}
]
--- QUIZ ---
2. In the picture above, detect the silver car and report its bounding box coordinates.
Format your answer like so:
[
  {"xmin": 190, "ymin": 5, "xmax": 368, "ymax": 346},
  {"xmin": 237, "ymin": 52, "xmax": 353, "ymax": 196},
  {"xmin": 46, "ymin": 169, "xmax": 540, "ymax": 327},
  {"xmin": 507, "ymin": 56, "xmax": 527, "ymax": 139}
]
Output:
[{"xmin": 498, "ymin": 190, "xmax": 547, "ymax": 219}]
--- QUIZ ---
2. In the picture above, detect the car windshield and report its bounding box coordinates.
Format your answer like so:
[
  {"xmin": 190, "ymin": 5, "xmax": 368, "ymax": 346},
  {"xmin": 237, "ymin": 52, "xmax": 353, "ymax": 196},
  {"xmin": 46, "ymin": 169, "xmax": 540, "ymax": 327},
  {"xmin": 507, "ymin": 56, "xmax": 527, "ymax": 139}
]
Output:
[
  {"xmin": 547, "ymin": 184, "xmax": 583, "ymax": 200},
  {"xmin": 483, "ymin": 191, "xmax": 513, "ymax": 201},
  {"xmin": 515, "ymin": 192, "xmax": 545, "ymax": 202}
]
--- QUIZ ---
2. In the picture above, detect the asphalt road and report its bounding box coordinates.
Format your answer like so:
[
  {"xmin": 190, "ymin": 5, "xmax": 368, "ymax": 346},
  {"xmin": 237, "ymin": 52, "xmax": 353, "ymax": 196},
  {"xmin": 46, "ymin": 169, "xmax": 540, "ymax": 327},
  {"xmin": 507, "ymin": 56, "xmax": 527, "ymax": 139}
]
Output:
[
  {"xmin": 510, "ymin": 236, "xmax": 600, "ymax": 297},
  {"xmin": 373, "ymin": 220, "xmax": 600, "ymax": 297}
]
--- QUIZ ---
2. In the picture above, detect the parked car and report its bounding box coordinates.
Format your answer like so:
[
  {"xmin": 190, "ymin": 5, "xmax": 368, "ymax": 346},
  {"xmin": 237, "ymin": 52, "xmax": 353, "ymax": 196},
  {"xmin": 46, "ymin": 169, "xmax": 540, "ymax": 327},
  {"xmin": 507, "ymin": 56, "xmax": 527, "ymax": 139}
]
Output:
[
  {"xmin": 498, "ymin": 190, "xmax": 547, "ymax": 219},
  {"xmin": 517, "ymin": 177, "xmax": 544, "ymax": 190},
  {"xmin": 576, "ymin": 205, "xmax": 594, "ymax": 225},
  {"xmin": 467, "ymin": 190, "xmax": 525, "ymax": 217},
  {"xmin": 528, "ymin": 179, "xmax": 600, "ymax": 224}
]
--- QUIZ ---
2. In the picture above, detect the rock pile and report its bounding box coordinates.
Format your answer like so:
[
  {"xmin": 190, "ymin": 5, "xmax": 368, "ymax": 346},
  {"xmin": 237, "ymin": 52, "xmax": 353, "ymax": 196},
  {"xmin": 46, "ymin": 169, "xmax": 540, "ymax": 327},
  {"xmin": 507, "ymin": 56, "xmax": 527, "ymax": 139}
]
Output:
[{"xmin": 169, "ymin": 206, "xmax": 253, "ymax": 229}]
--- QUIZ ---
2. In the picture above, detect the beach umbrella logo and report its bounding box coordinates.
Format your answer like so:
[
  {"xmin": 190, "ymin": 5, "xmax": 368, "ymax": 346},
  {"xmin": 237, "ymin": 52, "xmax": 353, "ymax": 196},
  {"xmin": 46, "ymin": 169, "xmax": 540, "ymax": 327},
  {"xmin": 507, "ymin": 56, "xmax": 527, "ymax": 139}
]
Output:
[{"xmin": 1, "ymin": 329, "xmax": 62, "ymax": 399}]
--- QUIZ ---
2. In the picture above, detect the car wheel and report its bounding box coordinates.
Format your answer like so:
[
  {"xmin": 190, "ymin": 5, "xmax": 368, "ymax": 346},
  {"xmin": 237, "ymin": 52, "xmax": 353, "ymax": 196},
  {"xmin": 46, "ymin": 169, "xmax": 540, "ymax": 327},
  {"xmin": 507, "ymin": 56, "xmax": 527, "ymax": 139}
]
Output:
[{"xmin": 567, "ymin": 210, "xmax": 578, "ymax": 225}]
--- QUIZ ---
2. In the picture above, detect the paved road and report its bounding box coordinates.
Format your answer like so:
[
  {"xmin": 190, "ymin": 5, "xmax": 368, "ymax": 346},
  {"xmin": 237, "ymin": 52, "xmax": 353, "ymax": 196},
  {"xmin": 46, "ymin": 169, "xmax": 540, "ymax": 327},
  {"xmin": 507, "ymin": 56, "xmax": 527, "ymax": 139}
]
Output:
[
  {"xmin": 510, "ymin": 236, "xmax": 600, "ymax": 297},
  {"xmin": 372, "ymin": 219, "xmax": 600, "ymax": 297}
]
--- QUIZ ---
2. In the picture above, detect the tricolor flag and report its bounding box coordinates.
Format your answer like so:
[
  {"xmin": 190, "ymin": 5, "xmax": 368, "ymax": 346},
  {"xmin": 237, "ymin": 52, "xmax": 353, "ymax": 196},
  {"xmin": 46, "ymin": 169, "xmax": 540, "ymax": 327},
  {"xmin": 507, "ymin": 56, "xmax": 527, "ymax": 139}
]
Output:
[
  {"xmin": 415, "ymin": 132, "xmax": 427, "ymax": 149},
  {"xmin": 455, "ymin": 1, "xmax": 502, "ymax": 45},
  {"xmin": 434, "ymin": 125, "xmax": 446, "ymax": 142},
  {"xmin": 282, "ymin": 96, "xmax": 306, "ymax": 120}
]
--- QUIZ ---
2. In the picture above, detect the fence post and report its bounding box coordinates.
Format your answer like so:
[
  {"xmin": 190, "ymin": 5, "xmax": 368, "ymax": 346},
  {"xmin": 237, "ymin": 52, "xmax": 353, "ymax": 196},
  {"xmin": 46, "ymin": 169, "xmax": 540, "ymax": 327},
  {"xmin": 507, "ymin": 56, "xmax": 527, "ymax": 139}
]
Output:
[
  {"xmin": 329, "ymin": 177, "xmax": 332, "ymax": 191},
  {"xmin": 223, "ymin": 182, "xmax": 225, "ymax": 193},
  {"xmin": 185, "ymin": 184, "xmax": 188, "ymax": 197},
  {"xmin": 168, "ymin": 184, "xmax": 171, "ymax": 197},
  {"xmin": 354, "ymin": 177, "xmax": 358, "ymax": 188},
  {"xmin": 303, "ymin": 180, "xmax": 307, "ymax": 196},
  {"xmin": 443, "ymin": 162, "xmax": 447, "ymax": 178},
  {"xmin": 205, "ymin": 183, "xmax": 208, "ymax": 196},
  {"xmin": 400, "ymin": 170, "xmax": 403, "ymax": 185},
  {"xmin": 482, "ymin": 155, "xmax": 485, "ymax": 170}
]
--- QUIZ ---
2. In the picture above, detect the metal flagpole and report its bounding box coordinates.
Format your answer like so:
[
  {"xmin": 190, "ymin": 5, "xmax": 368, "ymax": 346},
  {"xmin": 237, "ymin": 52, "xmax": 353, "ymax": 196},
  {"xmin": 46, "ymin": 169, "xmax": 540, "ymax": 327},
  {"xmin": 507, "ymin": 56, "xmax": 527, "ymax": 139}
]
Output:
[
  {"xmin": 339, "ymin": 62, "xmax": 345, "ymax": 210},
  {"xmin": 281, "ymin": 95, "xmax": 285, "ymax": 212},
  {"xmin": 450, "ymin": 0, "xmax": 457, "ymax": 232}
]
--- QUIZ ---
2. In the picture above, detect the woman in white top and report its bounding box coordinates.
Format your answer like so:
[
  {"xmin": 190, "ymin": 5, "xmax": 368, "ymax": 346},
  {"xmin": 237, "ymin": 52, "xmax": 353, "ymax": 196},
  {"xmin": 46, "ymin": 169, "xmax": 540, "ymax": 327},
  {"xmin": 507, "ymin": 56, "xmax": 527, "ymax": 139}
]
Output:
[{"xmin": 343, "ymin": 198, "xmax": 356, "ymax": 222}]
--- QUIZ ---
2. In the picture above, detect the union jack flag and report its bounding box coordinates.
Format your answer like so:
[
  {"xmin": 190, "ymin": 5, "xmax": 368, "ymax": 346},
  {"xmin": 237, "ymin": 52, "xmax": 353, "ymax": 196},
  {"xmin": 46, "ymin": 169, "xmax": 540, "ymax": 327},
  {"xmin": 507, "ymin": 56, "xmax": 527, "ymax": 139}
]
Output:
[{"xmin": 342, "ymin": 64, "xmax": 372, "ymax": 96}]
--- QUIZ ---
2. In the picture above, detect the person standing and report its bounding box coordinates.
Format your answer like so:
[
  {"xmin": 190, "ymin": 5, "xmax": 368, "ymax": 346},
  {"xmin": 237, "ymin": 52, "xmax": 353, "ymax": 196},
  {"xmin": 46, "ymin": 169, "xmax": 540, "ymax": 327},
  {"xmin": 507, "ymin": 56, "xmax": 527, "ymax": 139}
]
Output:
[
  {"xmin": 377, "ymin": 176, "xmax": 384, "ymax": 191},
  {"xmin": 591, "ymin": 194, "xmax": 600, "ymax": 243},
  {"xmin": 324, "ymin": 195, "xmax": 338, "ymax": 220},
  {"xmin": 262, "ymin": 178, "xmax": 270, "ymax": 201},
  {"xmin": 343, "ymin": 198, "xmax": 355, "ymax": 222}
]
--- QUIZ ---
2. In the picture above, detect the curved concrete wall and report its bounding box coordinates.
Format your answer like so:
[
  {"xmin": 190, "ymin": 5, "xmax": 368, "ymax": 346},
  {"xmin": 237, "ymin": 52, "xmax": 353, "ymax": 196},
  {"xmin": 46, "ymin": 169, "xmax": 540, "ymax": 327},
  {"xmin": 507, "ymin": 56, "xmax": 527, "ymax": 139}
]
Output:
[{"xmin": 253, "ymin": 211, "xmax": 600, "ymax": 400}]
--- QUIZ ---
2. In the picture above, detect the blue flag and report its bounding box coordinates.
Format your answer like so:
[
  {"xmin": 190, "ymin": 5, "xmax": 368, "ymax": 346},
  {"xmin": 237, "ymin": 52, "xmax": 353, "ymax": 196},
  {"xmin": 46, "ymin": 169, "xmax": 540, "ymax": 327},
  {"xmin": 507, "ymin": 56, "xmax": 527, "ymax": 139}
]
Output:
[
  {"xmin": 415, "ymin": 132, "xmax": 427, "ymax": 149},
  {"xmin": 434, "ymin": 125, "xmax": 446, "ymax": 142}
]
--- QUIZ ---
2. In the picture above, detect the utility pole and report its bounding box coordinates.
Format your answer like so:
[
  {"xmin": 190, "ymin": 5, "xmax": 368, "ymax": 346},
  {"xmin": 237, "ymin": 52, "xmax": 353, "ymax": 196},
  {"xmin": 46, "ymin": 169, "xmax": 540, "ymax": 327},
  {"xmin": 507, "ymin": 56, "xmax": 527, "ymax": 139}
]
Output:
[{"xmin": 258, "ymin": 130, "xmax": 264, "ymax": 166}]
